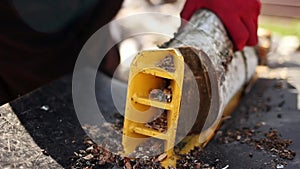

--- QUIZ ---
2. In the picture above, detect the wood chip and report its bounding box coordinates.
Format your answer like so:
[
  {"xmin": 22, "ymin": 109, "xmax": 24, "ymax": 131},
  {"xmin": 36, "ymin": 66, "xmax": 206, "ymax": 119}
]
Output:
[{"xmin": 156, "ymin": 153, "xmax": 167, "ymax": 162}]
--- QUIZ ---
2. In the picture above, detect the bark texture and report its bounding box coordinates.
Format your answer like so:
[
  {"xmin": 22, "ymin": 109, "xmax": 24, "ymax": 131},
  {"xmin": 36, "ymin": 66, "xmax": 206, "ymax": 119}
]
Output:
[{"xmin": 162, "ymin": 10, "xmax": 258, "ymax": 134}]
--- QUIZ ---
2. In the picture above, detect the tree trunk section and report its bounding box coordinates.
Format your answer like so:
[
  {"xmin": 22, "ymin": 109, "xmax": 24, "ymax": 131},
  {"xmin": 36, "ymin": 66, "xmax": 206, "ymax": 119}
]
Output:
[{"xmin": 162, "ymin": 9, "xmax": 258, "ymax": 136}]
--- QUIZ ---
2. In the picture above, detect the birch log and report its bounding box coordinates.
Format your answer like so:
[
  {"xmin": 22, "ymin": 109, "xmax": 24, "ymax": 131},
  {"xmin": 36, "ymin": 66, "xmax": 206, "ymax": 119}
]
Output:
[{"xmin": 161, "ymin": 10, "xmax": 258, "ymax": 136}]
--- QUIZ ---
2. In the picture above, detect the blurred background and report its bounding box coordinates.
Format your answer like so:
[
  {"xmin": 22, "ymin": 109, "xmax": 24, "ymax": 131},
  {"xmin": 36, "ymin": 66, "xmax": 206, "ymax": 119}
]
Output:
[{"xmin": 112, "ymin": 0, "xmax": 300, "ymax": 81}]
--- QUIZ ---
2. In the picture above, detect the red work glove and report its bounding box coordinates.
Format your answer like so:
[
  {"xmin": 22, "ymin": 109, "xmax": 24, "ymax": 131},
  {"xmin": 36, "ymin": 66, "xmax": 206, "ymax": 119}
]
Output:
[{"xmin": 181, "ymin": 0, "xmax": 261, "ymax": 51}]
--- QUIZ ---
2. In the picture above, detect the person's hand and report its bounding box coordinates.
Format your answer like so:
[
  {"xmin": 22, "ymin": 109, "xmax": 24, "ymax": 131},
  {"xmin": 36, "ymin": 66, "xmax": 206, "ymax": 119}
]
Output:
[{"xmin": 181, "ymin": 0, "xmax": 261, "ymax": 51}]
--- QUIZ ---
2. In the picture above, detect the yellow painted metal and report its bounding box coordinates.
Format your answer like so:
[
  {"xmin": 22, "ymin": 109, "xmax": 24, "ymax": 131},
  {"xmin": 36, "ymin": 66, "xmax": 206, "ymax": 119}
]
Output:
[
  {"xmin": 177, "ymin": 122, "xmax": 219, "ymax": 154},
  {"xmin": 122, "ymin": 49, "xmax": 185, "ymax": 167}
]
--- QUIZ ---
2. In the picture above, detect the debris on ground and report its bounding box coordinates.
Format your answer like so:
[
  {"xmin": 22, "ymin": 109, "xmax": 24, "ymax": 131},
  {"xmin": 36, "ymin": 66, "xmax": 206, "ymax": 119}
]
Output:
[
  {"xmin": 176, "ymin": 146, "xmax": 228, "ymax": 169},
  {"xmin": 216, "ymin": 127, "xmax": 296, "ymax": 168},
  {"xmin": 71, "ymin": 120, "xmax": 296, "ymax": 168},
  {"xmin": 71, "ymin": 72, "xmax": 297, "ymax": 169},
  {"xmin": 71, "ymin": 137, "xmax": 123, "ymax": 169},
  {"xmin": 217, "ymin": 127, "xmax": 296, "ymax": 160},
  {"xmin": 71, "ymin": 138, "xmax": 165, "ymax": 169},
  {"xmin": 40, "ymin": 105, "xmax": 50, "ymax": 111}
]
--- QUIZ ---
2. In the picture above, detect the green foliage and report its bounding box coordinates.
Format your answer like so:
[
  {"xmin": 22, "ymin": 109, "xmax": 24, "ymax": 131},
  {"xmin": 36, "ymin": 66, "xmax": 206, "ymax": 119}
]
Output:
[{"xmin": 259, "ymin": 19, "xmax": 300, "ymax": 39}]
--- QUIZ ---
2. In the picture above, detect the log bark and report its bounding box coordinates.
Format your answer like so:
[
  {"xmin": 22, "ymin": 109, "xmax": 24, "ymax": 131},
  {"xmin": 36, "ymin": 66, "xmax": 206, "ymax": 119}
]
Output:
[{"xmin": 162, "ymin": 9, "xmax": 258, "ymax": 135}]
